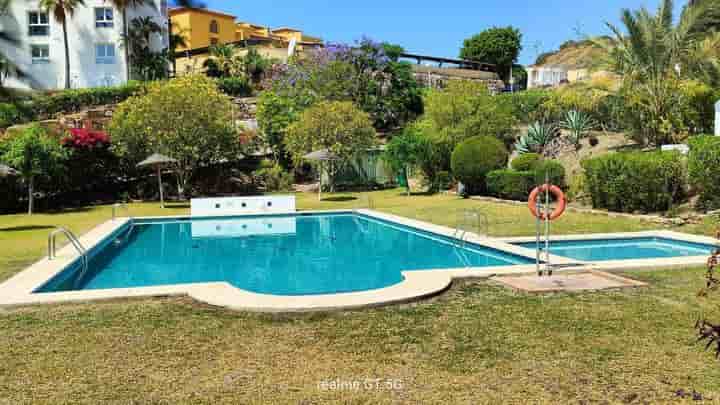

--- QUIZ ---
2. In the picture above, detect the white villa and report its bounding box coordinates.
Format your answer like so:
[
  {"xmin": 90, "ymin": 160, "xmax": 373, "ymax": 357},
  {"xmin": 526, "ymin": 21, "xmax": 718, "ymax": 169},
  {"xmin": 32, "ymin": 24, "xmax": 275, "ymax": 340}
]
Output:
[
  {"xmin": 0, "ymin": 0, "xmax": 169, "ymax": 90},
  {"xmin": 525, "ymin": 65, "xmax": 568, "ymax": 89}
]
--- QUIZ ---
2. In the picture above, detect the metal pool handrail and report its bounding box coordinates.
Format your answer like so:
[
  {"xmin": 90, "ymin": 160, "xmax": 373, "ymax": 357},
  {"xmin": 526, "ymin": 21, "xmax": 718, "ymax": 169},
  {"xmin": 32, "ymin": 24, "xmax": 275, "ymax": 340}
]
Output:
[{"xmin": 48, "ymin": 226, "xmax": 88, "ymax": 277}]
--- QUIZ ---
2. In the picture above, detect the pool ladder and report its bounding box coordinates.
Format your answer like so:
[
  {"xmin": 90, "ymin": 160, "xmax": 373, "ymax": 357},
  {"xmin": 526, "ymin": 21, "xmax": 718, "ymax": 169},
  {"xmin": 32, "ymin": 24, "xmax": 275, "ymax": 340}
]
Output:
[
  {"xmin": 48, "ymin": 226, "xmax": 89, "ymax": 283},
  {"xmin": 452, "ymin": 209, "xmax": 489, "ymax": 267}
]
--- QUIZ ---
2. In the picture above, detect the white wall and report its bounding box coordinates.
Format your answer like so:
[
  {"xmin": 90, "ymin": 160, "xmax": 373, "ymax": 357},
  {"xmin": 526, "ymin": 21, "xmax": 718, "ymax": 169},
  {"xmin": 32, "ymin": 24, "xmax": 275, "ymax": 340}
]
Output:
[
  {"xmin": 526, "ymin": 67, "xmax": 568, "ymax": 89},
  {"xmin": 1, "ymin": 0, "xmax": 168, "ymax": 90}
]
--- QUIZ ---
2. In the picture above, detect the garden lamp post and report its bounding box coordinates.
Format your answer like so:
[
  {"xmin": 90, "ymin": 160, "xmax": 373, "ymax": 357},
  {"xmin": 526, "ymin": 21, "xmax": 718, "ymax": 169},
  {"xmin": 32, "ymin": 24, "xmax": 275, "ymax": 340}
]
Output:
[
  {"xmin": 303, "ymin": 149, "xmax": 339, "ymax": 201},
  {"xmin": 137, "ymin": 153, "xmax": 178, "ymax": 208}
]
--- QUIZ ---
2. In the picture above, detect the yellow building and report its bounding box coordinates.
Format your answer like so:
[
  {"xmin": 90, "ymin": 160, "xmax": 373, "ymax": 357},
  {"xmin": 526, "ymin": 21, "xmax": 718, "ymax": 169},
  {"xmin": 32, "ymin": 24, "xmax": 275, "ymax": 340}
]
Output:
[{"xmin": 170, "ymin": 7, "xmax": 323, "ymax": 76}]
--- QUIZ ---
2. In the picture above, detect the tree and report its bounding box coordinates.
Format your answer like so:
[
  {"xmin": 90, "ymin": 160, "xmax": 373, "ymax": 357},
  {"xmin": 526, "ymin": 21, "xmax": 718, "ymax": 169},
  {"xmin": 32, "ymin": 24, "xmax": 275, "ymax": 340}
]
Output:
[
  {"xmin": 600, "ymin": 0, "xmax": 720, "ymax": 146},
  {"xmin": 285, "ymin": 101, "xmax": 376, "ymax": 192},
  {"xmin": 39, "ymin": 0, "xmax": 85, "ymax": 89},
  {"xmin": 1, "ymin": 124, "xmax": 67, "ymax": 214},
  {"xmin": 269, "ymin": 37, "xmax": 423, "ymax": 131},
  {"xmin": 203, "ymin": 44, "xmax": 240, "ymax": 78},
  {"xmin": 109, "ymin": 75, "xmax": 241, "ymax": 197},
  {"xmin": 460, "ymin": 27, "xmax": 522, "ymax": 81},
  {"xmin": 124, "ymin": 16, "xmax": 167, "ymax": 80},
  {"xmin": 240, "ymin": 48, "xmax": 272, "ymax": 86},
  {"xmin": 109, "ymin": 0, "xmax": 149, "ymax": 82},
  {"xmin": 423, "ymin": 80, "xmax": 518, "ymax": 147},
  {"xmin": 256, "ymin": 91, "xmax": 299, "ymax": 166},
  {"xmin": 384, "ymin": 128, "xmax": 425, "ymax": 195}
]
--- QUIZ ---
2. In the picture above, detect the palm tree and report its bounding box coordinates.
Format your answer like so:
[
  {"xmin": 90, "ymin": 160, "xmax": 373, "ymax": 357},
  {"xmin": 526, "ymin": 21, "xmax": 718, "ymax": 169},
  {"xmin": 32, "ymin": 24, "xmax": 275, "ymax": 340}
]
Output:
[
  {"xmin": 203, "ymin": 44, "xmax": 239, "ymax": 77},
  {"xmin": 599, "ymin": 0, "xmax": 720, "ymax": 145},
  {"xmin": 108, "ymin": 0, "xmax": 149, "ymax": 82},
  {"xmin": 39, "ymin": 0, "xmax": 85, "ymax": 89}
]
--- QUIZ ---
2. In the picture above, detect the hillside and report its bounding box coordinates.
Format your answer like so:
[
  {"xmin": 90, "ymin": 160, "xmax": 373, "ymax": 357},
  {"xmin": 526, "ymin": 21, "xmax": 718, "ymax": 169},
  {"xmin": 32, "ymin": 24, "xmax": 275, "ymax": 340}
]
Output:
[{"xmin": 534, "ymin": 38, "xmax": 611, "ymax": 71}]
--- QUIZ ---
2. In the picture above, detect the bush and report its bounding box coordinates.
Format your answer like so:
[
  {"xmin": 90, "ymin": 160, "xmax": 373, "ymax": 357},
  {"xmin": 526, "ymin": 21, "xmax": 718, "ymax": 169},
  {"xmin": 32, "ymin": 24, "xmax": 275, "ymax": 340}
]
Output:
[
  {"xmin": 486, "ymin": 169, "xmax": 534, "ymax": 200},
  {"xmin": 534, "ymin": 160, "xmax": 566, "ymax": 189},
  {"xmin": 510, "ymin": 152, "xmax": 541, "ymax": 171},
  {"xmin": 216, "ymin": 77, "xmax": 253, "ymax": 97},
  {"xmin": 582, "ymin": 151, "xmax": 685, "ymax": 213},
  {"xmin": 253, "ymin": 164, "xmax": 294, "ymax": 192},
  {"xmin": 31, "ymin": 81, "xmax": 145, "ymax": 118},
  {"xmin": 688, "ymin": 135, "xmax": 720, "ymax": 210},
  {"xmin": 0, "ymin": 103, "xmax": 24, "ymax": 128},
  {"xmin": 497, "ymin": 89, "xmax": 552, "ymax": 123},
  {"xmin": 450, "ymin": 135, "xmax": 508, "ymax": 194}
]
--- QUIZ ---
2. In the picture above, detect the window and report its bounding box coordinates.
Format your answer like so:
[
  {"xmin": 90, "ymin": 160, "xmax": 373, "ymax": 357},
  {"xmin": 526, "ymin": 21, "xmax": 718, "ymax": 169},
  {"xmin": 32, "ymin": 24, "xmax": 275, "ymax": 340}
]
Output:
[
  {"xmin": 28, "ymin": 11, "xmax": 49, "ymax": 36},
  {"xmin": 209, "ymin": 19, "xmax": 219, "ymax": 34},
  {"xmin": 31, "ymin": 44, "xmax": 49, "ymax": 63},
  {"xmin": 95, "ymin": 7, "xmax": 114, "ymax": 28},
  {"xmin": 96, "ymin": 44, "xmax": 116, "ymax": 64}
]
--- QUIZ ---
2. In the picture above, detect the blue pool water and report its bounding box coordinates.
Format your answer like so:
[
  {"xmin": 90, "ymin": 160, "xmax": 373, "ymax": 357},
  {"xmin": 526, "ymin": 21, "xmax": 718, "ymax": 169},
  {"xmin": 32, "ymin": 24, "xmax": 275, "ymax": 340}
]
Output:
[
  {"xmin": 514, "ymin": 237, "xmax": 717, "ymax": 262},
  {"xmin": 38, "ymin": 213, "xmax": 532, "ymax": 295}
]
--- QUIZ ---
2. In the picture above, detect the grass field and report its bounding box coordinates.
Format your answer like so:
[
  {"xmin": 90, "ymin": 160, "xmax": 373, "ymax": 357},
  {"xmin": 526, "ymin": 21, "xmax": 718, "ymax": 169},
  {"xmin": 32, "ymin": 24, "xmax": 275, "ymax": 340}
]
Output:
[{"xmin": 1, "ymin": 189, "xmax": 719, "ymax": 403}]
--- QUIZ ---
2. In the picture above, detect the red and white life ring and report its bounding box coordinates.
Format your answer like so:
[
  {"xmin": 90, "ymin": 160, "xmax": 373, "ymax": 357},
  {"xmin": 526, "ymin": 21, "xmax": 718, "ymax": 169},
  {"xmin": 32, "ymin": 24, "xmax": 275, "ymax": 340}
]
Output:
[{"xmin": 528, "ymin": 184, "xmax": 566, "ymax": 221}]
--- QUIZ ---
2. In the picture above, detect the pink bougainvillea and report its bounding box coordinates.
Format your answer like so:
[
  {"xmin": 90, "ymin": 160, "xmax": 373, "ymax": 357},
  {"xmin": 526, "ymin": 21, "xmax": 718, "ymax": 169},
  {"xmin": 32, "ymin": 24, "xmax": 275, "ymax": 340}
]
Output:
[{"xmin": 62, "ymin": 128, "xmax": 110, "ymax": 149}]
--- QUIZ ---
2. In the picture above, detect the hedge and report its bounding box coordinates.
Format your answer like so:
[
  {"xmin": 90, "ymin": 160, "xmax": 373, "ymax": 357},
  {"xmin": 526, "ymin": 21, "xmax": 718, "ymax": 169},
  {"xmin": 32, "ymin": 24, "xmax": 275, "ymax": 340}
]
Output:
[
  {"xmin": 688, "ymin": 135, "xmax": 720, "ymax": 210},
  {"xmin": 534, "ymin": 159, "xmax": 566, "ymax": 189},
  {"xmin": 1, "ymin": 78, "xmax": 253, "ymax": 129},
  {"xmin": 511, "ymin": 153, "xmax": 541, "ymax": 171},
  {"xmin": 582, "ymin": 151, "xmax": 685, "ymax": 213},
  {"xmin": 30, "ymin": 81, "xmax": 146, "ymax": 118},
  {"xmin": 451, "ymin": 135, "xmax": 508, "ymax": 195},
  {"xmin": 486, "ymin": 169, "xmax": 535, "ymax": 200}
]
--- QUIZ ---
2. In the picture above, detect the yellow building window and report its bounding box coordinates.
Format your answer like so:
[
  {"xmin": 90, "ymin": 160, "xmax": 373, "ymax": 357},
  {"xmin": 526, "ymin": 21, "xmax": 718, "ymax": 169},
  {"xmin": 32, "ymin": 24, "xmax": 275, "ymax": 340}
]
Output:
[{"xmin": 210, "ymin": 20, "xmax": 219, "ymax": 34}]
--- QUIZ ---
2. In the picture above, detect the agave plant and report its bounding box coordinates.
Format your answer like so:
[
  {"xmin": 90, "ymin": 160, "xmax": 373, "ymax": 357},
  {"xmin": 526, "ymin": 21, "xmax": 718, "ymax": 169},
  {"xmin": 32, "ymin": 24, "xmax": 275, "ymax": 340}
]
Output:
[
  {"xmin": 514, "ymin": 121, "xmax": 559, "ymax": 155},
  {"xmin": 561, "ymin": 110, "xmax": 596, "ymax": 149}
]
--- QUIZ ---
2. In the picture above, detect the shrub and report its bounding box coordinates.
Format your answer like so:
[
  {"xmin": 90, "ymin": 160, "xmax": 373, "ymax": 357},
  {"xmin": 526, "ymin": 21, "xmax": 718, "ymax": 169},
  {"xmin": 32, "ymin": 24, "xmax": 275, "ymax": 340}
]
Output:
[
  {"xmin": 0, "ymin": 103, "xmax": 23, "ymax": 128},
  {"xmin": 514, "ymin": 121, "xmax": 559, "ymax": 155},
  {"xmin": 216, "ymin": 77, "xmax": 253, "ymax": 97},
  {"xmin": 253, "ymin": 164, "xmax": 294, "ymax": 191},
  {"xmin": 424, "ymin": 80, "xmax": 518, "ymax": 147},
  {"xmin": 450, "ymin": 135, "xmax": 508, "ymax": 194},
  {"xmin": 497, "ymin": 89, "xmax": 552, "ymax": 123},
  {"xmin": 582, "ymin": 151, "xmax": 685, "ymax": 213},
  {"xmin": 688, "ymin": 135, "xmax": 720, "ymax": 210},
  {"xmin": 510, "ymin": 153, "xmax": 541, "ymax": 171},
  {"xmin": 534, "ymin": 160, "xmax": 566, "ymax": 189},
  {"xmin": 486, "ymin": 169, "xmax": 534, "ymax": 200},
  {"xmin": 31, "ymin": 81, "xmax": 145, "ymax": 118}
]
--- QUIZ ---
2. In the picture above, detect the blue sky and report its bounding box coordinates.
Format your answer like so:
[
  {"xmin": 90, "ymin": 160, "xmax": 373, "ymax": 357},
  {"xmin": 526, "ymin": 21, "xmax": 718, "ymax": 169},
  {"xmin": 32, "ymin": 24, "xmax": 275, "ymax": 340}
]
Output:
[{"xmin": 203, "ymin": 0, "xmax": 685, "ymax": 65}]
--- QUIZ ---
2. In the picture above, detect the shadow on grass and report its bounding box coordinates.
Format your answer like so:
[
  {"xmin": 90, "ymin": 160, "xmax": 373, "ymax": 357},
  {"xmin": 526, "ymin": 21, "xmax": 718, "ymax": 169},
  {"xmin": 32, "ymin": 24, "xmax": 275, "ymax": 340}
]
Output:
[
  {"xmin": 321, "ymin": 196, "xmax": 357, "ymax": 202},
  {"xmin": 0, "ymin": 225, "xmax": 56, "ymax": 232}
]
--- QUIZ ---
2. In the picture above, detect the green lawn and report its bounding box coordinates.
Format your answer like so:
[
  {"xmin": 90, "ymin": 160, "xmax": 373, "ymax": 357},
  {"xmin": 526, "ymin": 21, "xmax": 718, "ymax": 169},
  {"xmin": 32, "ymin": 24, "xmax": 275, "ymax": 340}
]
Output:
[{"xmin": 1, "ymin": 189, "xmax": 719, "ymax": 403}]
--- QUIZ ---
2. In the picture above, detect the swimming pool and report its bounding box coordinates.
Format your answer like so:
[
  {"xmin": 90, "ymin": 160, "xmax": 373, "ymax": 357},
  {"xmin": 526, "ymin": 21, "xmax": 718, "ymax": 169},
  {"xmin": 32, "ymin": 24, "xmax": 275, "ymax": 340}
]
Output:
[
  {"xmin": 37, "ymin": 213, "xmax": 533, "ymax": 296},
  {"xmin": 513, "ymin": 237, "xmax": 718, "ymax": 262}
]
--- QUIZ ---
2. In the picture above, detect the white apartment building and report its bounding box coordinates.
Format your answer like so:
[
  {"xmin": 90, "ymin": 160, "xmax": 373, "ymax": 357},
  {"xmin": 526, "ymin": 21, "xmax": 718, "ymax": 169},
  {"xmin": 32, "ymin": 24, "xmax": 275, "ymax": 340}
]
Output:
[{"xmin": 1, "ymin": 0, "xmax": 168, "ymax": 90}]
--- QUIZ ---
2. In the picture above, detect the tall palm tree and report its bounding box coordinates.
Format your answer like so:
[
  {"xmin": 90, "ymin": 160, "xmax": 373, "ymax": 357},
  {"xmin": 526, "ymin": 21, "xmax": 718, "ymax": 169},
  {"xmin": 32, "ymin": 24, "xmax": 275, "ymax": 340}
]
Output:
[
  {"xmin": 108, "ymin": 0, "xmax": 148, "ymax": 82},
  {"xmin": 39, "ymin": 0, "xmax": 85, "ymax": 89},
  {"xmin": 598, "ymin": 0, "xmax": 720, "ymax": 145}
]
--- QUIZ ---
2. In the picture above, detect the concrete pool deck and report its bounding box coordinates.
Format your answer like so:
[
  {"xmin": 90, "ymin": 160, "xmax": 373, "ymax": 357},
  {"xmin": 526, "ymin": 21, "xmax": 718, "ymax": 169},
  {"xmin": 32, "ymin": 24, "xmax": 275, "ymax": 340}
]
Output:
[{"xmin": 0, "ymin": 210, "xmax": 714, "ymax": 312}]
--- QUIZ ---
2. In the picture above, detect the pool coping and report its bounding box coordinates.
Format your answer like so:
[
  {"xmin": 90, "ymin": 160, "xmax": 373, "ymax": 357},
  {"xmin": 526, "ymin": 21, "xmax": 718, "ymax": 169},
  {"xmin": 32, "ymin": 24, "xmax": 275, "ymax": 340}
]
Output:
[
  {"xmin": 0, "ymin": 209, "xmax": 566, "ymax": 312},
  {"xmin": 1, "ymin": 211, "xmax": 712, "ymax": 312},
  {"xmin": 499, "ymin": 231, "xmax": 719, "ymax": 271}
]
